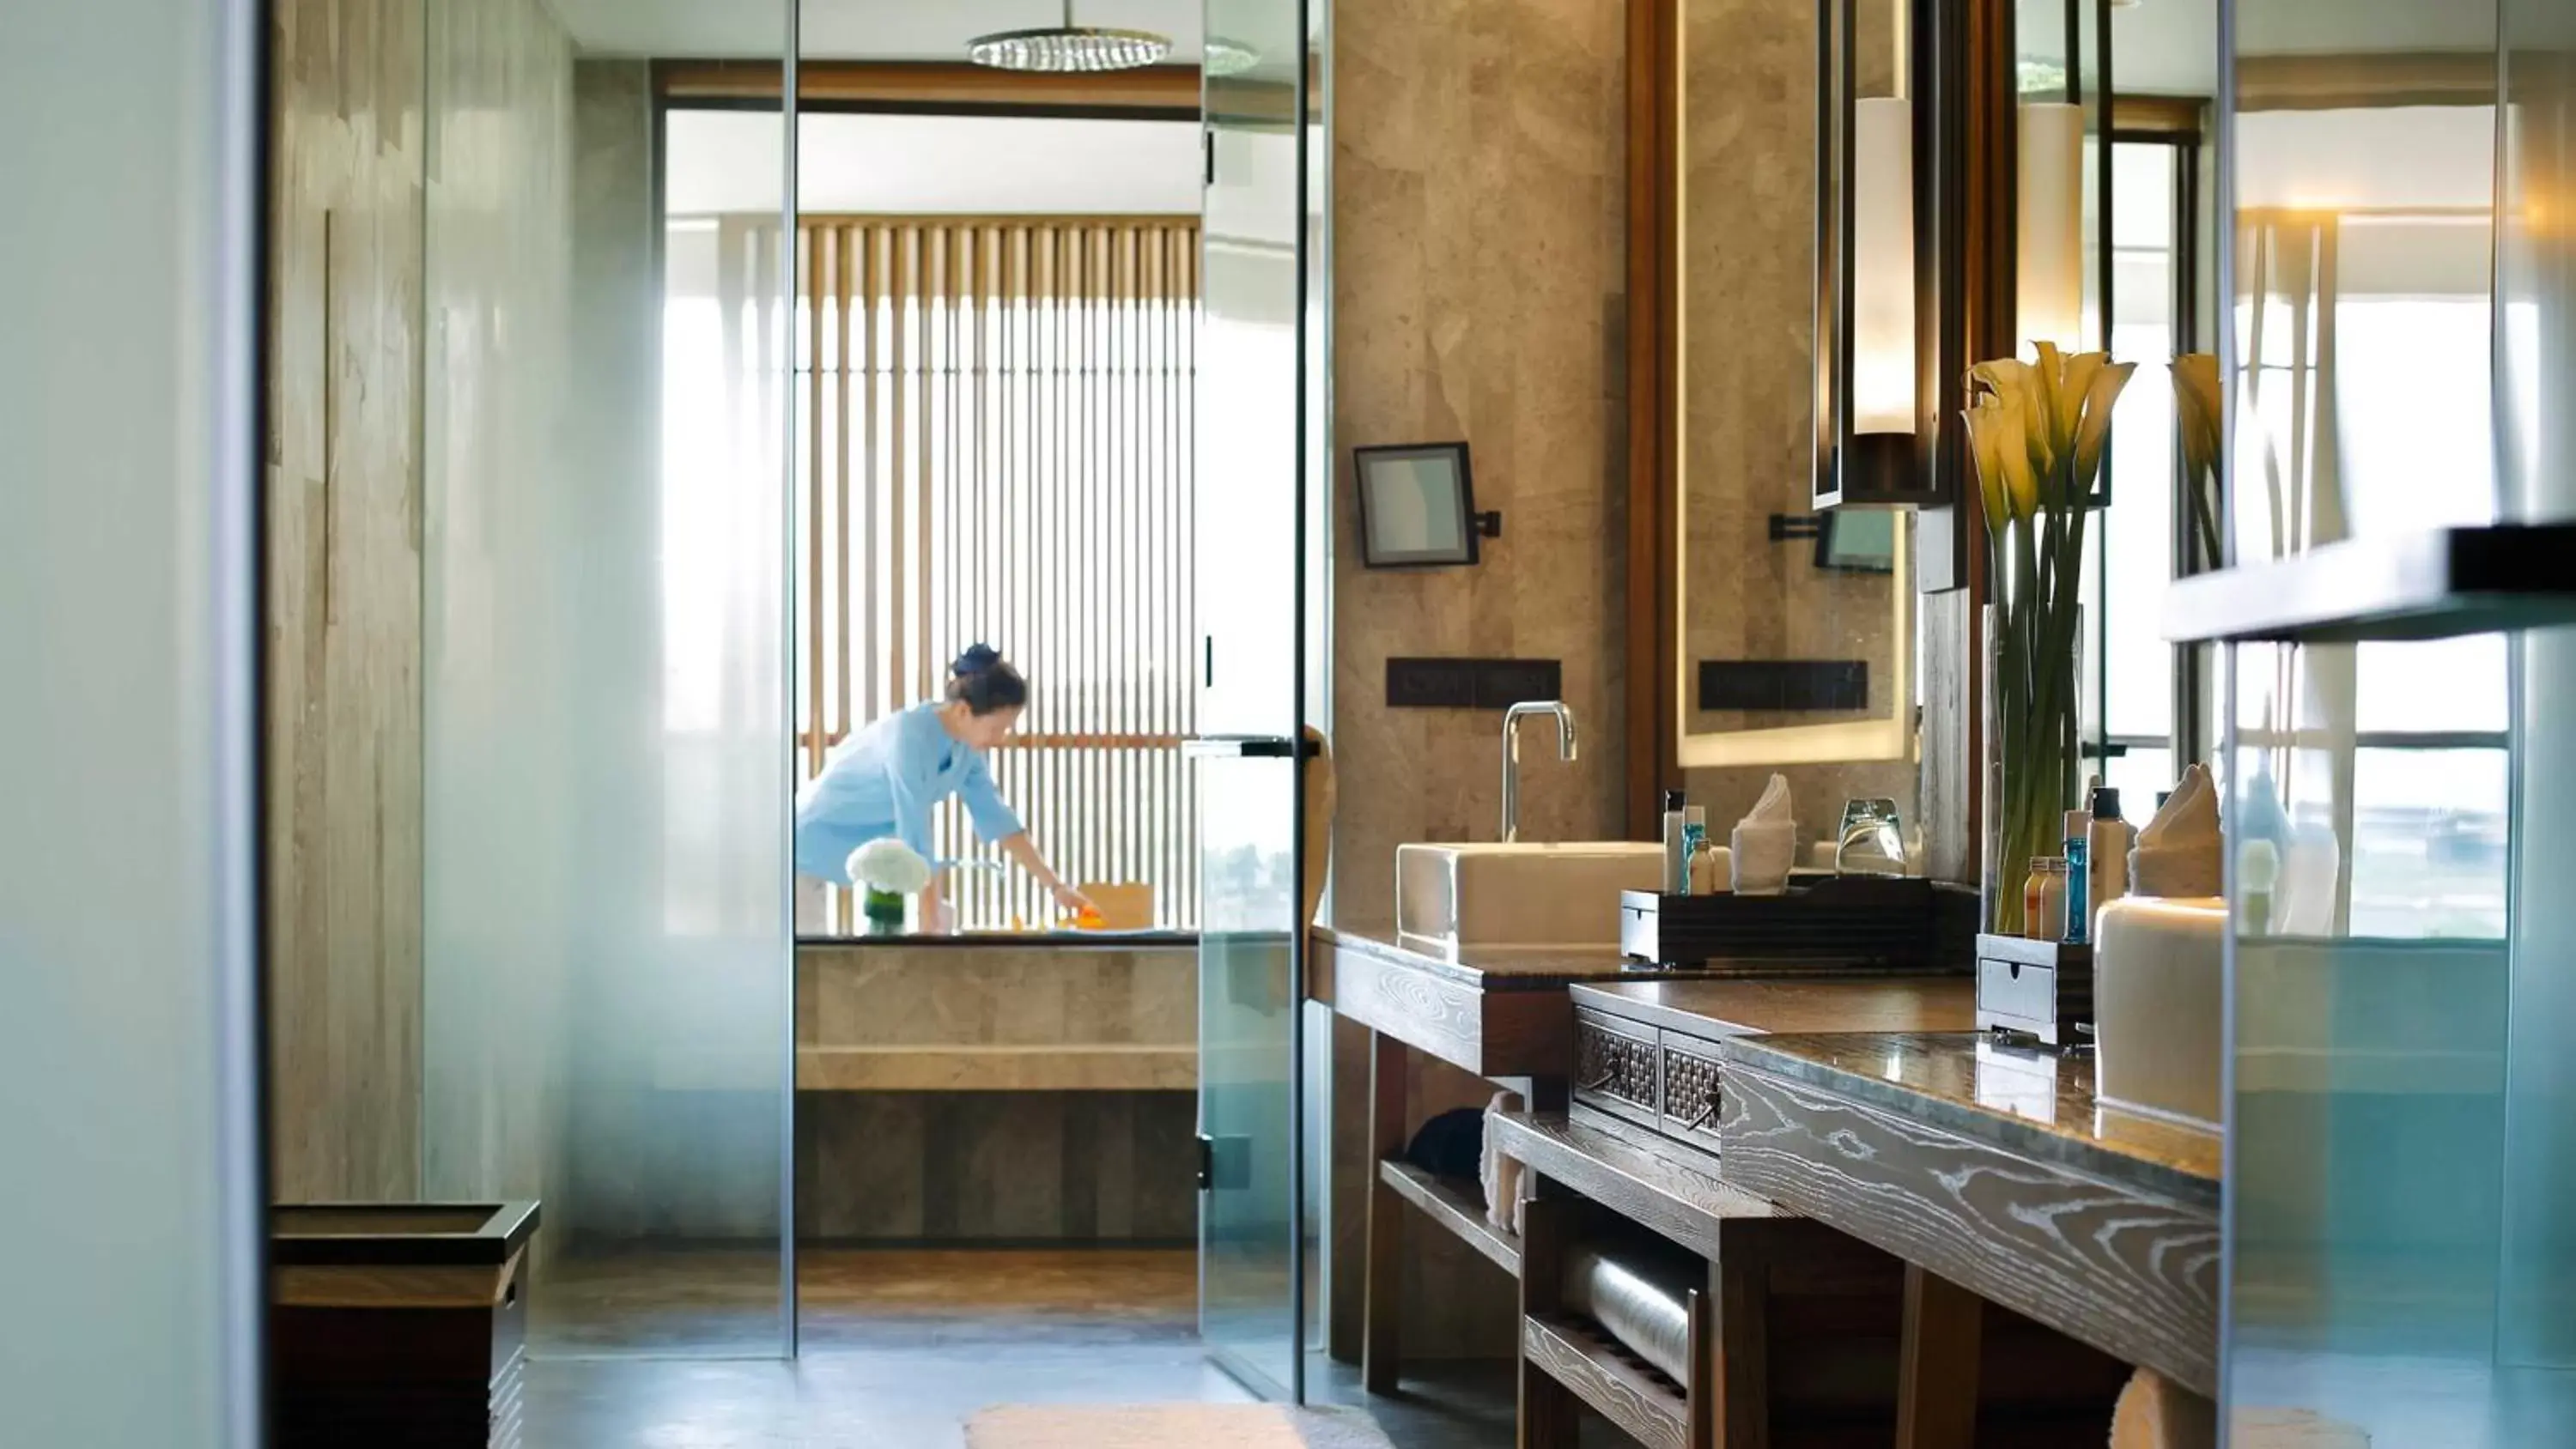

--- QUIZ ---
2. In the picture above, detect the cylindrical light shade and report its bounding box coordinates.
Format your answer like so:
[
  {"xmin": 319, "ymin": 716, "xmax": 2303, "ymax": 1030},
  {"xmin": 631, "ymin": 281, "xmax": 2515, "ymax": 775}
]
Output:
[
  {"xmin": 1851, "ymin": 96, "xmax": 1917, "ymax": 435},
  {"xmin": 2018, "ymin": 100, "xmax": 2085, "ymax": 354}
]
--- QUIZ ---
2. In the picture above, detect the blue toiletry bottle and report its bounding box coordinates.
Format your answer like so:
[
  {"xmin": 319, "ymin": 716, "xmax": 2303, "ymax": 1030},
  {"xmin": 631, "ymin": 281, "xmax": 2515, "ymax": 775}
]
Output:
[{"xmin": 2063, "ymin": 805, "xmax": 2091, "ymax": 943}]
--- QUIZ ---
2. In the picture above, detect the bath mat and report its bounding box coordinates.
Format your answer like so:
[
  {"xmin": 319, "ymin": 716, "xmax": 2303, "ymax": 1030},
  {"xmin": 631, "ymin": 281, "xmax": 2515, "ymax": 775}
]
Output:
[{"xmin": 966, "ymin": 1404, "xmax": 1396, "ymax": 1449}]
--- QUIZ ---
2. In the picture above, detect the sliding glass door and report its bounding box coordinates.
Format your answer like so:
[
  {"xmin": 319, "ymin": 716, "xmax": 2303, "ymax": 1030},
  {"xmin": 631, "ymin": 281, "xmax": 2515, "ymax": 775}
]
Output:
[{"xmin": 1194, "ymin": 0, "xmax": 1315, "ymax": 1401}]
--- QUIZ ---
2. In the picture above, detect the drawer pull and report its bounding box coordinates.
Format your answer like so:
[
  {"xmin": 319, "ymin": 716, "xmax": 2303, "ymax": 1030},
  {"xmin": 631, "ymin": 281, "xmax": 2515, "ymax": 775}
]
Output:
[{"xmin": 1680, "ymin": 1087, "xmax": 1722, "ymax": 1131}]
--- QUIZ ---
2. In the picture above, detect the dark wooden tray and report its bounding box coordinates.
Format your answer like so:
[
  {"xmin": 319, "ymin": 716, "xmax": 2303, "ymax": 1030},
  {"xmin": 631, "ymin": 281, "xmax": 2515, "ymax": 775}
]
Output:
[
  {"xmin": 1619, "ymin": 877, "xmax": 1974, "ymax": 970},
  {"xmin": 271, "ymin": 1201, "xmax": 541, "ymax": 1267}
]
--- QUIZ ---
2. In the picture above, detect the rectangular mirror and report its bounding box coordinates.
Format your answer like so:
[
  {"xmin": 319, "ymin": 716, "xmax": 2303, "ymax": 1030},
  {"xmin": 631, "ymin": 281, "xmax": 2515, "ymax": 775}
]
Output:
[{"xmin": 1674, "ymin": 0, "xmax": 1915, "ymax": 771}]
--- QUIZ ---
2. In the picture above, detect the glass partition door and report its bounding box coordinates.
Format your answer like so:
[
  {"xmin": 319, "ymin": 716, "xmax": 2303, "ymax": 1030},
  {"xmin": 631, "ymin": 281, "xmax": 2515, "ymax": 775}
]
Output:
[
  {"xmin": 422, "ymin": 0, "xmax": 795, "ymax": 1357},
  {"xmin": 1195, "ymin": 0, "xmax": 1313, "ymax": 1401}
]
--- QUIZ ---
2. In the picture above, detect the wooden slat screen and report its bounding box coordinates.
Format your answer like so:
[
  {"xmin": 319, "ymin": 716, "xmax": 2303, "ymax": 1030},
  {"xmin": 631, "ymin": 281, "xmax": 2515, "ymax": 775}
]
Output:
[{"xmin": 782, "ymin": 215, "xmax": 1201, "ymax": 931}]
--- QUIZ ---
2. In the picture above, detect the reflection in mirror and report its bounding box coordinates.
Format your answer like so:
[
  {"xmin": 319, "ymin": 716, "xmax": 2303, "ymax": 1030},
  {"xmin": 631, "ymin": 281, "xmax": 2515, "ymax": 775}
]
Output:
[
  {"xmin": 1674, "ymin": 0, "xmax": 1916, "ymax": 825},
  {"xmin": 2079, "ymin": 0, "xmax": 2221, "ymax": 802}
]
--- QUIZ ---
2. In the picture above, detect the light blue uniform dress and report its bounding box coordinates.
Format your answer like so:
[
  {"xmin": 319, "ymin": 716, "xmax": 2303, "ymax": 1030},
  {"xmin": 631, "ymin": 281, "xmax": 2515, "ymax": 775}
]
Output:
[{"xmin": 793, "ymin": 703, "xmax": 1024, "ymax": 885}]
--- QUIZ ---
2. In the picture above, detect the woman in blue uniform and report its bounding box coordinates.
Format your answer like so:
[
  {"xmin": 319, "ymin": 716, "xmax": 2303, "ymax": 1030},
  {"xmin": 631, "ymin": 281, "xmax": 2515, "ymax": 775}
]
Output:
[{"xmin": 794, "ymin": 645, "xmax": 1091, "ymax": 931}]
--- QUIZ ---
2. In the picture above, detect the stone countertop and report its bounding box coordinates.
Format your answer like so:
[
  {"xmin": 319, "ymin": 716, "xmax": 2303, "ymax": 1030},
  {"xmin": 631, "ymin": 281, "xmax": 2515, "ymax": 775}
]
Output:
[
  {"xmin": 1720, "ymin": 1031, "xmax": 2222, "ymax": 1207},
  {"xmin": 1571, "ymin": 976, "xmax": 1975, "ymax": 1039}
]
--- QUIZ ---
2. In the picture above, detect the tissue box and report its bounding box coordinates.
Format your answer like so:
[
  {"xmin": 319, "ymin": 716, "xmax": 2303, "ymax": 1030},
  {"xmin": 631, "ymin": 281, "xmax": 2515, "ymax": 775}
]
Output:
[{"xmin": 1974, "ymin": 934, "xmax": 2093, "ymax": 1046}]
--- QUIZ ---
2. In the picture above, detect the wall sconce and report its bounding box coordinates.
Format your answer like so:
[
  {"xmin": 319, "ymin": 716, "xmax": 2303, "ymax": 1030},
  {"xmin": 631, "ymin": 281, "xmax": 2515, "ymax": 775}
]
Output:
[
  {"xmin": 1848, "ymin": 96, "xmax": 1917, "ymax": 493},
  {"xmin": 2017, "ymin": 100, "xmax": 2085, "ymax": 355},
  {"xmin": 1814, "ymin": 0, "xmax": 1934, "ymax": 509}
]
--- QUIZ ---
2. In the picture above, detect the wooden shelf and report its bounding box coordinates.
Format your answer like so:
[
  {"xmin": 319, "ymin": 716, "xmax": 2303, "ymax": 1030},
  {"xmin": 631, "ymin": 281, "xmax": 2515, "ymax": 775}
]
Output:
[
  {"xmin": 2161, "ymin": 524, "xmax": 2576, "ymax": 645},
  {"xmin": 1377, "ymin": 1159, "xmax": 1522, "ymax": 1276},
  {"xmin": 795, "ymin": 1045, "xmax": 1194, "ymax": 1092},
  {"xmin": 1522, "ymin": 1311, "xmax": 1691, "ymax": 1449}
]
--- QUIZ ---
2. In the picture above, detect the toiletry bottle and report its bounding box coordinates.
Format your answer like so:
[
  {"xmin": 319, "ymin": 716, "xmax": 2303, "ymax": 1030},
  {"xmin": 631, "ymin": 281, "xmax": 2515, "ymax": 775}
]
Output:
[
  {"xmin": 2087, "ymin": 784, "xmax": 2133, "ymax": 927},
  {"xmin": 1680, "ymin": 805, "xmax": 1708, "ymax": 892},
  {"xmin": 1661, "ymin": 790, "xmax": 1689, "ymax": 894},
  {"xmin": 2025, "ymin": 858, "xmax": 2069, "ymax": 942},
  {"xmin": 2063, "ymin": 803, "xmax": 2093, "ymax": 944}
]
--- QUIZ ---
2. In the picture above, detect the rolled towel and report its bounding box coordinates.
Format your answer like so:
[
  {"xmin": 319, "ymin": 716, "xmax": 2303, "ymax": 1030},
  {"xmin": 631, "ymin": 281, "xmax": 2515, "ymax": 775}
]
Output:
[
  {"xmin": 1730, "ymin": 773, "xmax": 1796, "ymax": 896},
  {"xmin": 1561, "ymin": 1240, "xmax": 1703, "ymax": 1385},
  {"xmin": 2131, "ymin": 762, "xmax": 2222, "ymax": 899},
  {"xmin": 1479, "ymin": 1089, "xmax": 1526, "ymax": 1234}
]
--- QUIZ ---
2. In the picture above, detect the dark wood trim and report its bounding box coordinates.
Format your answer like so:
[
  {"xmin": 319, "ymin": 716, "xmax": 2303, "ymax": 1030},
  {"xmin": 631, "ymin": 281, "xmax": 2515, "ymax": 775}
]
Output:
[
  {"xmin": 2109, "ymin": 94, "xmax": 2210, "ymax": 140},
  {"xmin": 657, "ymin": 58, "xmax": 1203, "ymax": 118},
  {"xmin": 1623, "ymin": 0, "xmax": 1678, "ymax": 840},
  {"xmin": 1361, "ymin": 1028, "xmax": 1407, "ymax": 1395},
  {"xmin": 2237, "ymin": 51, "xmax": 2494, "ymax": 112},
  {"xmin": 1895, "ymin": 1264, "xmax": 1984, "ymax": 1449}
]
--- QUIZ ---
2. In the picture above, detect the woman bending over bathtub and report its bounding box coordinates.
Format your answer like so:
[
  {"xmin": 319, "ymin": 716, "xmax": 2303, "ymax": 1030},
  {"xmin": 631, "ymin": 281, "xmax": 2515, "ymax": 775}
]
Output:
[{"xmin": 793, "ymin": 645, "xmax": 1093, "ymax": 933}]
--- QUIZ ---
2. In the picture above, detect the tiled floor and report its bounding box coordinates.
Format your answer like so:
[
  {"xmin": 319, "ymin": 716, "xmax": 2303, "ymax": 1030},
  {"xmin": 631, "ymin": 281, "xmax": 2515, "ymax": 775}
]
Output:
[{"xmin": 517, "ymin": 1247, "xmax": 1524, "ymax": 1449}]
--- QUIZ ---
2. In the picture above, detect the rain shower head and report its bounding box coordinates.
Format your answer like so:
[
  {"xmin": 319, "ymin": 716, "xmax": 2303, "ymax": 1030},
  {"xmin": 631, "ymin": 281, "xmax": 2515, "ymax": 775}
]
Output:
[{"xmin": 967, "ymin": 0, "xmax": 1172, "ymax": 73}]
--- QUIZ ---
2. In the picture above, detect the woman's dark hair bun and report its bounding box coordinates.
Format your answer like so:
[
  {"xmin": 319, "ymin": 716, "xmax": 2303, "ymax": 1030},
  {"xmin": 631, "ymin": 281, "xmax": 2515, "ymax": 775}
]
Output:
[{"xmin": 946, "ymin": 644, "xmax": 1027, "ymax": 715}]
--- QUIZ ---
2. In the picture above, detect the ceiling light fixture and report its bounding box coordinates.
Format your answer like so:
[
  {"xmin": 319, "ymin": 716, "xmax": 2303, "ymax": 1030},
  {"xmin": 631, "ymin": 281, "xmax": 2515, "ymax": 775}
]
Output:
[{"xmin": 967, "ymin": 0, "xmax": 1172, "ymax": 73}]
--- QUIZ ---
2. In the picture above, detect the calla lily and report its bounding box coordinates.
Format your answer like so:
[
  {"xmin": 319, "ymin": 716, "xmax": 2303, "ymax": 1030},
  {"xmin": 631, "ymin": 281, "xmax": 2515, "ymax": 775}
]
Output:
[
  {"xmin": 1993, "ymin": 390, "xmax": 2041, "ymax": 521},
  {"xmin": 1974, "ymin": 354, "xmax": 2057, "ymax": 476},
  {"xmin": 1966, "ymin": 397, "xmax": 2013, "ymax": 531},
  {"xmin": 2069, "ymin": 359, "xmax": 2137, "ymax": 486},
  {"xmin": 2172, "ymin": 351, "xmax": 2222, "ymax": 480},
  {"xmin": 2056, "ymin": 350, "xmax": 2107, "ymax": 458}
]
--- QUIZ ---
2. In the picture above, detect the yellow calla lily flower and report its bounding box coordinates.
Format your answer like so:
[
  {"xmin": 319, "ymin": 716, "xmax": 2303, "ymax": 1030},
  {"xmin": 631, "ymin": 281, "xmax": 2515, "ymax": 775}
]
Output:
[
  {"xmin": 2172, "ymin": 351, "xmax": 2222, "ymax": 479},
  {"xmin": 1966, "ymin": 397, "xmax": 2012, "ymax": 531},
  {"xmin": 2069, "ymin": 360, "xmax": 2137, "ymax": 488},
  {"xmin": 1995, "ymin": 390, "xmax": 2041, "ymax": 521},
  {"xmin": 2056, "ymin": 351, "xmax": 2107, "ymax": 460}
]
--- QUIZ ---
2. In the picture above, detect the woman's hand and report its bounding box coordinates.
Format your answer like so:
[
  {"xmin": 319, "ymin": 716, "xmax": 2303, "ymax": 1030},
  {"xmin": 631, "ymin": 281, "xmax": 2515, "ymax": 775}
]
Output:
[{"xmin": 1052, "ymin": 882, "xmax": 1097, "ymax": 919}]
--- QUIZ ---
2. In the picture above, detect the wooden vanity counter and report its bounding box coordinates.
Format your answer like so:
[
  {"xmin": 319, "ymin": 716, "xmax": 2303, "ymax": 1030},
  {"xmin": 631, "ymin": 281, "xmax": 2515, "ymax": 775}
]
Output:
[{"xmin": 1718, "ymin": 1031, "xmax": 2224, "ymax": 1397}]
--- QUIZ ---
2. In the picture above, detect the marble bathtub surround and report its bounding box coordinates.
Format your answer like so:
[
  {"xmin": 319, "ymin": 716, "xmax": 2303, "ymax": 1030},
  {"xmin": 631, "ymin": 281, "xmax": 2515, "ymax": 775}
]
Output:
[{"xmin": 796, "ymin": 943, "xmax": 1197, "ymax": 1244}]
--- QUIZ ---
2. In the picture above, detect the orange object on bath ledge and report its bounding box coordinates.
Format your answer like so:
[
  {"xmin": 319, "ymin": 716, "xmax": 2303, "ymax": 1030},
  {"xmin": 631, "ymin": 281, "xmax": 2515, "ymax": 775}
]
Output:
[{"xmin": 1069, "ymin": 882, "xmax": 1153, "ymax": 931}]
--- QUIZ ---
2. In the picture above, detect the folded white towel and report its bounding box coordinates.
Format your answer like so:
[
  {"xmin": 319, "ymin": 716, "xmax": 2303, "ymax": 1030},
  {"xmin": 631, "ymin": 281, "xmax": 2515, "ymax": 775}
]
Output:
[
  {"xmin": 1480, "ymin": 1089, "xmax": 1526, "ymax": 1234},
  {"xmin": 2131, "ymin": 762, "xmax": 2222, "ymax": 898}
]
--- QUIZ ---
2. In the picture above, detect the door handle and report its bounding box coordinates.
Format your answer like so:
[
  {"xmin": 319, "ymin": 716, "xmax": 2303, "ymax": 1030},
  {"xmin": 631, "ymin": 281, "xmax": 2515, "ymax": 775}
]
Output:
[{"xmin": 1182, "ymin": 736, "xmax": 1315, "ymax": 760}]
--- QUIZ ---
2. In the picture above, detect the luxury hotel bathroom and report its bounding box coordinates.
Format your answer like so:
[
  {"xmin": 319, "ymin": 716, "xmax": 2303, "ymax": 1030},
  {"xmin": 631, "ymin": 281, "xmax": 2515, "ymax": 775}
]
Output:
[{"xmin": 16, "ymin": 0, "xmax": 2576, "ymax": 1446}]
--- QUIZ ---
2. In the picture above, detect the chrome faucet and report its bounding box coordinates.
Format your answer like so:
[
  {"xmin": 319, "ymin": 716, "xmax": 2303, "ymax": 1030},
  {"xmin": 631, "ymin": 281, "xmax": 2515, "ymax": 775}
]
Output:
[{"xmin": 1501, "ymin": 700, "xmax": 1579, "ymax": 844}]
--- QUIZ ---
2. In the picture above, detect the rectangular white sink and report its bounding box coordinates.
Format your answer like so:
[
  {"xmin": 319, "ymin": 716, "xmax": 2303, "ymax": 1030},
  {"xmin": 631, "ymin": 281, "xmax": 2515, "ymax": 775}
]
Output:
[{"xmin": 1396, "ymin": 841, "xmax": 1664, "ymax": 951}]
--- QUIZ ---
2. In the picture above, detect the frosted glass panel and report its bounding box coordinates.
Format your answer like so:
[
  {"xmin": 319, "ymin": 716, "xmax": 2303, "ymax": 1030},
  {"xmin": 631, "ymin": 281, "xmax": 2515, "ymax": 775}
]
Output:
[
  {"xmin": 0, "ymin": 0, "xmax": 263, "ymax": 1442},
  {"xmin": 422, "ymin": 10, "xmax": 793, "ymax": 1356}
]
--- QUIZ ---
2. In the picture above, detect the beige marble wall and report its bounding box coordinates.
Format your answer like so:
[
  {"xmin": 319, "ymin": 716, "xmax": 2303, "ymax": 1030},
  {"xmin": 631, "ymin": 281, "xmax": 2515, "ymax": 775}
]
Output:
[
  {"xmin": 1330, "ymin": 0, "xmax": 1633, "ymax": 931},
  {"xmin": 266, "ymin": 0, "xmax": 431, "ymax": 1204},
  {"xmin": 1326, "ymin": 0, "xmax": 1631, "ymax": 1360}
]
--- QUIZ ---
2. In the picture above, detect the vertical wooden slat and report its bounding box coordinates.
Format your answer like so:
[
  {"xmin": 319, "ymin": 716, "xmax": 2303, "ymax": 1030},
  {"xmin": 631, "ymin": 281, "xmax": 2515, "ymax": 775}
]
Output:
[
  {"xmin": 805, "ymin": 221, "xmax": 826, "ymax": 777},
  {"xmin": 789, "ymin": 215, "xmax": 1203, "ymax": 930},
  {"xmin": 835, "ymin": 224, "xmax": 854, "ymax": 766}
]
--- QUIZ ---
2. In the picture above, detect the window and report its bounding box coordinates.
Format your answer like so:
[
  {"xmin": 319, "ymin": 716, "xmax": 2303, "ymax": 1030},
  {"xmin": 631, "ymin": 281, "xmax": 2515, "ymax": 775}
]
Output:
[
  {"xmin": 788, "ymin": 216, "xmax": 1204, "ymax": 931},
  {"xmin": 2087, "ymin": 107, "xmax": 2512, "ymax": 940}
]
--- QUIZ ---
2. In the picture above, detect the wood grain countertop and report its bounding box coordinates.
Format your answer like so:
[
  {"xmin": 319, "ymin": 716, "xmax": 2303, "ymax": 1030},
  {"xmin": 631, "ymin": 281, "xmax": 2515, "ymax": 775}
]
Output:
[
  {"xmin": 1722, "ymin": 1031, "xmax": 2221, "ymax": 1200},
  {"xmin": 1570, "ymin": 976, "xmax": 1975, "ymax": 1040},
  {"xmin": 1717, "ymin": 1030, "xmax": 2222, "ymax": 1394}
]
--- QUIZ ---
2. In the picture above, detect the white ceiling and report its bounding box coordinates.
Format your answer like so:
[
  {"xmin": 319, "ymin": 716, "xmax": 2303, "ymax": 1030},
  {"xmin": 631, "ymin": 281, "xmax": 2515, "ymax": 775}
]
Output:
[
  {"xmin": 665, "ymin": 111, "xmax": 1202, "ymax": 215},
  {"xmin": 546, "ymin": 0, "xmax": 1205, "ymax": 62}
]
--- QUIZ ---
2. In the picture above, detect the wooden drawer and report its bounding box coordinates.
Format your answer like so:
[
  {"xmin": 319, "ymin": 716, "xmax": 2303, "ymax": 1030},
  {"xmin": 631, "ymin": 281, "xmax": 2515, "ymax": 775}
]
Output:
[
  {"xmin": 1572, "ymin": 1008, "xmax": 1662, "ymax": 1131},
  {"xmin": 1657, "ymin": 1036, "xmax": 1726, "ymax": 1153}
]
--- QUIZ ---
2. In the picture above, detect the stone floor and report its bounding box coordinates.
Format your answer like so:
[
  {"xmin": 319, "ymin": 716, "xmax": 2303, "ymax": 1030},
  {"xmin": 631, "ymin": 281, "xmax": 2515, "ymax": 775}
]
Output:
[{"xmin": 516, "ymin": 1247, "xmax": 1534, "ymax": 1449}]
